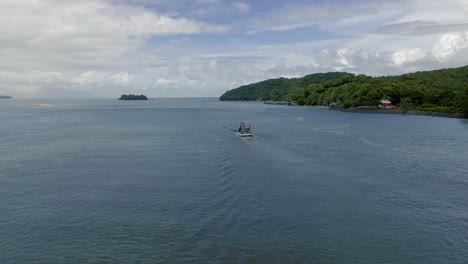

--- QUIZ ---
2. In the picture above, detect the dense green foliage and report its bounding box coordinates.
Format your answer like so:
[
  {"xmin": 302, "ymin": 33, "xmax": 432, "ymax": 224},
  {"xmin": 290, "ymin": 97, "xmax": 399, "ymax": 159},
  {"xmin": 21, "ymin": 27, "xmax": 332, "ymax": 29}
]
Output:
[
  {"xmin": 220, "ymin": 66, "xmax": 468, "ymax": 115},
  {"xmin": 461, "ymin": 87, "xmax": 468, "ymax": 115},
  {"xmin": 219, "ymin": 72, "xmax": 347, "ymax": 101},
  {"xmin": 300, "ymin": 66, "xmax": 468, "ymax": 115},
  {"xmin": 119, "ymin": 94, "xmax": 148, "ymax": 100}
]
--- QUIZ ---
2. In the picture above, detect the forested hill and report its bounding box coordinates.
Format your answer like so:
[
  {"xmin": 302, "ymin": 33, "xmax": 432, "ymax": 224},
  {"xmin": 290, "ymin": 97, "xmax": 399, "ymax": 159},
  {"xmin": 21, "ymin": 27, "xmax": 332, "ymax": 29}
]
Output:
[
  {"xmin": 219, "ymin": 66, "xmax": 468, "ymax": 115},
  {"xmin": 300, "ymin": 66, "xmax": 468, "ymax": 114},
  {"xmin": 219, "ymin": 72, "xmax": 347, "ymax": 101}
]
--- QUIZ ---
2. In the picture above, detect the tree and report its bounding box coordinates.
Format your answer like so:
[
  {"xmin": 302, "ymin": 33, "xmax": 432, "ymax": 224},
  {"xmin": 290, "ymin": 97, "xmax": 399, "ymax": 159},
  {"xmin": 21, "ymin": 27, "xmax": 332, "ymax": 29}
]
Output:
[
  {"xmin": 297, "ymin": 97, "xmax": 306, "ymax": 106},
  {"xmin": 461, "ymin": 88, "xmax": 468, "ymax": 116},
  {"xmin": 219, "ymin": 65, "xmax": 468, "ymax": 114}
]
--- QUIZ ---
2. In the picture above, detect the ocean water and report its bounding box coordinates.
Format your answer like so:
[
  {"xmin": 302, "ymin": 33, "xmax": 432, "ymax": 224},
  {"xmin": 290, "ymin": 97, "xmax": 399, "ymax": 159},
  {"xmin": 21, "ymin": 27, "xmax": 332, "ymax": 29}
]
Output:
[{"xmin": 1, "ymin": 98, "xmax": 468, "ymax": 263}]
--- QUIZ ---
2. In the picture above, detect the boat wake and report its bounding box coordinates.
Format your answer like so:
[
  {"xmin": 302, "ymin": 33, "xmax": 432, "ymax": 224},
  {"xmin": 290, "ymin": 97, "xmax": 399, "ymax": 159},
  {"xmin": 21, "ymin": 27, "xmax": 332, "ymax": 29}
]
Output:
[
  {"xmin": 241, "ymin": 135, "xmax": 308, "ymax": 164},
  {"xmin": 359, "ymin": 137, "xmax": 383, "ymax": 147}
]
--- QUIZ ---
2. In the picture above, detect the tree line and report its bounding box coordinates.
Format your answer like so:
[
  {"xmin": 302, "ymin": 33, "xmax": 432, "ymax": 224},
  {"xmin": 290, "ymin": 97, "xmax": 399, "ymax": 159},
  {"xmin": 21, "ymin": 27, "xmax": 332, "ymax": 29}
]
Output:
[
  {"xmin": 219, "ymin": 66, "xmax": 468, "ymax": 115},
  {"xmin": 219, "ymin": 72, "xmax": 347, "ymax": 101}
]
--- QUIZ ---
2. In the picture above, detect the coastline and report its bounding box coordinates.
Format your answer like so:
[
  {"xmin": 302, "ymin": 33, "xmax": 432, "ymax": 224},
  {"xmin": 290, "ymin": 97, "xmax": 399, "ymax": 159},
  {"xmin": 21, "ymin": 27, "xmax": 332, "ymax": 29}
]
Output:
[
  {"xmin": 223, "ymin": 100, "xmax": 466, "ymax": 119},
  {"xmin": 332, "ymin": 108, "xmax": 465, "ymax": 119},
  {"xmin": 263, "ymin": 101, "xmax": 297, "ymax": 105}
]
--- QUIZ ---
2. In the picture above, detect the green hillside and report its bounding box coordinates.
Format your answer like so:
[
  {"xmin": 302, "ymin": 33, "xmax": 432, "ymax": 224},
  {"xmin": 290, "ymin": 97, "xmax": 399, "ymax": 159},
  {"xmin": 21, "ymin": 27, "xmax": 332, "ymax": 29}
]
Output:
[
  {"xmin": 219, "ymin": 66, "xmax": 468, "ymax": 115},
  {"xmin": 219, "ymin": 72, "xmax": 347, "ymax": 101},
  {"xmin": 300, "ymin": 66, "xmax": 468, "ymax": 114}
]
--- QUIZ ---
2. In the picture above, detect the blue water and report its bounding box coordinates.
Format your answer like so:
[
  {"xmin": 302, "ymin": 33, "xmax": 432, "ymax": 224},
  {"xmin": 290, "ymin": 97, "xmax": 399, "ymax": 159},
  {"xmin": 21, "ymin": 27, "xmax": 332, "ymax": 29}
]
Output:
[{"xmin": 1, "ymin": 98, "xmax": 468, "ymax": 263}]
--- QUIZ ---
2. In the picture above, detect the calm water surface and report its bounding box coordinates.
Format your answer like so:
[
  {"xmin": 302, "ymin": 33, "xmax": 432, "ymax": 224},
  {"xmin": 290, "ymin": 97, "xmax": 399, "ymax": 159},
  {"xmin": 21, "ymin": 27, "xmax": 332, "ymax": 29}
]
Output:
[{"xmin": 1, "ymin": 98, "xmax": 468, "ymax": 263}]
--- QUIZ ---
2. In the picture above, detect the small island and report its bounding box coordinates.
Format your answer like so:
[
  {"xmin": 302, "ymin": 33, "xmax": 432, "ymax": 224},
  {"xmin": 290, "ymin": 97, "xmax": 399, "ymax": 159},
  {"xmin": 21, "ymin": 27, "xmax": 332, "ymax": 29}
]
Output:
[
  {"xmin": 118, "ymin": 94, "xmax": 148, "ymax": 100},
  {"xmin": 0, "ymin": 95, "xmax": 12, "ymax": 99}
]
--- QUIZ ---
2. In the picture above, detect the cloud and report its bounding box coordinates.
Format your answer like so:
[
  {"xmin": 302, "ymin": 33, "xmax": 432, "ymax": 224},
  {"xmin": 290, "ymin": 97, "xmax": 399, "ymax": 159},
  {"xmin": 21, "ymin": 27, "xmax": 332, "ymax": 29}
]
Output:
[
  {"xmin": 247, "ymin": 2, "xmax": 386, "ymax": 33},
  {"xmin": 392, "ymin": 48, "xmax": 426, "ymax": 65},
  {"xmin": 72, "ymin": 71, "xmax": 135, "ymax": 86},
  {"xmin": 189, "ymin": 1, "xmax": 250, "ymax": 17},
  {"xmin": 433, "ymin": 32, "xmax": 468, "ymax": 61},
  {"xmin": 2, "ymin": 0, "xmax": 468, "ymax": 98},
  {"xmin": 371, "ymin": 21, "xmax": 468, "ymax": 36},
  {"xmin": 247, "ymin": 0, "xmax": 468, "ymax": 37},
  {"xmin": 120, "ymin": 10, "xmax": 228, "ymax": 36},
  {"xmin": 2, "ymin": 31, "xmax": 468, "ymax": 98},
  {"xmin": 232, "ymin": 2, "xmax": 250, "ymax": 13},
  {"xmin": 0, "ymin": 0, "xmax": 227, "ymax": 69},
  {"xmin": 0, "ymin": 0, "xmax": 229, "ymax": 97}
]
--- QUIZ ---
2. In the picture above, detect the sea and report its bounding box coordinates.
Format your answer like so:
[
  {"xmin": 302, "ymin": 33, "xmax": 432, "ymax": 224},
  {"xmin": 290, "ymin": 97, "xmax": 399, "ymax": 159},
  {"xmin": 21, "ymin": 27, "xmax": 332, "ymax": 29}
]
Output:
[{"xmin": 1, "ymin": 98, "xmax": 468, "ymax": 263}]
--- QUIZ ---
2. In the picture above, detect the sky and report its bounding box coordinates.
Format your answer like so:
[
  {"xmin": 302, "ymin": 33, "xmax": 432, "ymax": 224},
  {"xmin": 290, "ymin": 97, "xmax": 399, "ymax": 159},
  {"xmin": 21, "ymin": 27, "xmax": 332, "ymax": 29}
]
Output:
[{"xmin": 1, "ymin": 0, "xmax": 468, "ymax": 98}]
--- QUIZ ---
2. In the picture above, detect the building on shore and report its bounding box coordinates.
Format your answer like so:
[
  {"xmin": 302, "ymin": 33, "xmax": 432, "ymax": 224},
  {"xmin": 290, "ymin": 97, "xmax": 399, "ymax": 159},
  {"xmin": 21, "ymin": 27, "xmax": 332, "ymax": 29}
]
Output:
[{"xmin": 379, "ymin": 99, "xmax": 394, "ymax": 109}]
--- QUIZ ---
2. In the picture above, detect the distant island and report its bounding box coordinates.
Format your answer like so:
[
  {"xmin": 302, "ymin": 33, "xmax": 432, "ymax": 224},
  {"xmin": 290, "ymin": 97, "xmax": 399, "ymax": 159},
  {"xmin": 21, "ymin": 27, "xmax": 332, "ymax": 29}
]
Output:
[
  {"xmin": 0, "ymin": 95, "xmax": 12, "ymax": 99},
  {"xmin": 220, "ymin": 66, "xmax": 468, "ymax": 116},
  {"xmin": 119, "ymin": 94, "xmax": 148, "ymax": 100}
]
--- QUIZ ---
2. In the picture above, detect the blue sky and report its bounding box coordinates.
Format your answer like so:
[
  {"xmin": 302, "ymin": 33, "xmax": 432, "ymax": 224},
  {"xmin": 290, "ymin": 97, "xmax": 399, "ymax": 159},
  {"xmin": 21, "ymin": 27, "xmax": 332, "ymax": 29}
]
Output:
[{"xmin": 1, "ymin": 0, "xmax": 468, "ymax": 98}]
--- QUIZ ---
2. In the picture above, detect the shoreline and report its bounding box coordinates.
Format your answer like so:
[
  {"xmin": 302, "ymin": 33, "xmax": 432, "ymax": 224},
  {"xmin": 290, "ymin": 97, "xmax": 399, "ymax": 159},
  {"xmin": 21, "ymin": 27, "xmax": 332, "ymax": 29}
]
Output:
[
  {"xmin": 332, "ymin": 108, "xmax": 465, "ymax": 119},
  {"xmin": 263, "ymin": 101, "xmax": 297, "ymax": 106},
  {"xmin": 229, "ymin": 100, "xmax": 466, "ymax": 119}
]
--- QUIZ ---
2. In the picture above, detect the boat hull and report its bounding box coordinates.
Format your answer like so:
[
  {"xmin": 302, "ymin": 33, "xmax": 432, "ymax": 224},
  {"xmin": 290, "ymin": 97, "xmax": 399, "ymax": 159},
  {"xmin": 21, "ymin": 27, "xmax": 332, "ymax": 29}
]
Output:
[{"xmin": 236, "ymin": 132, "xmax": 253, "ymax": 137}]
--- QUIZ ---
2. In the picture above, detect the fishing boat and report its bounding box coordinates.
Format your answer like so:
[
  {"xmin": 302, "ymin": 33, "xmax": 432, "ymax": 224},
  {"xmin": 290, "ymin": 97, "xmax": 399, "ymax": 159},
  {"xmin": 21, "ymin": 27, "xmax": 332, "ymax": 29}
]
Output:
[{"xmin": 236, "ymin": 122, "xmax": 253, "ymax": 137}]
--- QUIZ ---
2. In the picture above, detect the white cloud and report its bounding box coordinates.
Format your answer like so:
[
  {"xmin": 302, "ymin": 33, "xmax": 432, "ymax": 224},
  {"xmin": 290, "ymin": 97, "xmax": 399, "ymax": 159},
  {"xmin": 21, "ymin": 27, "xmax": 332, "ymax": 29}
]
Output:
[
  {"xmin": 432, "ymin": 32, "xmax": 468, "ymax": 61},
  {"xmin": 120, "ymin": 9, "xmax": 227, "ymax": 36},
  {"xmin": 248, "ymin": 2, "xmax": 386, "ymax": 33},
  {"xmin": 0, "ymin": 0, "xmax": 230, "ymax": 97},
  {"xmin": 1, "ymin": 0, "xmax": 468, "ymax": 98},
  {"xmin": 72, "ymin": 71, "xmax": 110, "ymax": 85},
  {"xmin": 0, "ymin": 0, "xmax": 226, "ymax": 70},
  {"xmin": 110, "ymin": 72, "xmax": 135, "ymax": 86},
  {"xmin": 392, "ymin": 48, "xmax": 426, "ymax": 65},
  {"xmin": 395, "ymin": 0, "xmax": 468, "ymax": 23},
  {"xmin": 247, "ymin": 0, "xmax": 468, "ymax": 37}
]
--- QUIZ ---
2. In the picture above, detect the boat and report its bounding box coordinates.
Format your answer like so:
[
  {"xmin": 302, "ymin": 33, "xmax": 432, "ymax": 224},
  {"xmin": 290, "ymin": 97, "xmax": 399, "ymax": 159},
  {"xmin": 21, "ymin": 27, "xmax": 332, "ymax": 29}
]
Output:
[{"xmin": 236, "ymin": 122, "xmax": 253, "ymax": 137}]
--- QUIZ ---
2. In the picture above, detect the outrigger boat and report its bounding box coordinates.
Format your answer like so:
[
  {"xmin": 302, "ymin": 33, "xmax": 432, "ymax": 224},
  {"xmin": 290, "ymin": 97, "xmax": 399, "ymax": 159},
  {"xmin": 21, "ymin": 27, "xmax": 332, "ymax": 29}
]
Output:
[{"xmin": 236, "ymin": 122, "xmax": 253, "ymax": 137}]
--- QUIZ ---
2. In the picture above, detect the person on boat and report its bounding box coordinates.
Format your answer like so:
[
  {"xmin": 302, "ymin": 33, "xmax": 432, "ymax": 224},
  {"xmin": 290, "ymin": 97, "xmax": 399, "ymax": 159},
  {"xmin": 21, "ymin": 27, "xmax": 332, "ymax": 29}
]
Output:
[{"xmin": 238, "ymin": 122, "xmax": 244, "ymax": 133}]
